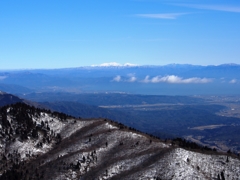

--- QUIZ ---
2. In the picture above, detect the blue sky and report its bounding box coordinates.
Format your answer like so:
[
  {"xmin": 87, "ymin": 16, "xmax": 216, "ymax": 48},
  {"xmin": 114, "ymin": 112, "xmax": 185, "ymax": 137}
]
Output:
[{"xmin": 1, "ymin": 0, "xmax": 240, "ymax": 69}]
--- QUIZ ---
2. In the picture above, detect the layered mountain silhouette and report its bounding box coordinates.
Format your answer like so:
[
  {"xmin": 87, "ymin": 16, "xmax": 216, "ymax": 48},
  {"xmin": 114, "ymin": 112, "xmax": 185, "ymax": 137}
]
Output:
[{"xmin": 1, "ymin": 64, "xmax": 240, "ymax": 95}]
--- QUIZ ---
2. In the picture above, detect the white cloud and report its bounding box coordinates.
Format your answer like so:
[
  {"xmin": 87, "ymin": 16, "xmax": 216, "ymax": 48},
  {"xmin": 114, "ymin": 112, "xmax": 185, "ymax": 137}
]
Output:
[
  {"xmin": 112, "ymin": 75, "xmax": 137, "ymax": 82},
  {"xmin": 113, "ymin": 75, "xmax": 121, "ymax": 82},
  {"xmin": 127, "ymin": 76, "xmax": 137, "ymax": 82},
  {"xmin": 136, "ymin": 13, "xmax": 188, "ymax": 19},
  {"xmin": 142, "ymin": 75, "xmax": 212, "ymax": 84},
  {"xmin": 229, "ymin": 79, "xmax": 237, "ymax": 84},
  {"xmin": 142, "ymin": 75, "xmax": 151, "ymax": 83},
  {"xmin": 175, "ymin": 4, "xmax": 240, "ymax": 13},
  {"xmin": 126, "ymin": 73, "xmax": 137, "ymax": 82}
]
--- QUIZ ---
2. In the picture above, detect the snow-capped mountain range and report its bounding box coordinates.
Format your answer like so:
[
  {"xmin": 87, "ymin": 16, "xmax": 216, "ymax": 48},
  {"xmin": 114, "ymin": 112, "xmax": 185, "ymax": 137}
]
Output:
[
  {"xmin": 1, "ymin": 63, "xmax": 240, "ymax": 95},
  {"xmin": 91, "ymin": 62, "xmax": 139, "ymax": 67}
]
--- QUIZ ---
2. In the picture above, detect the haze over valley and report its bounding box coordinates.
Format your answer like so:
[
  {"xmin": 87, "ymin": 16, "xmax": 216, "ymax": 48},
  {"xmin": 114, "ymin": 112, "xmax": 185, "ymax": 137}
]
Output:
[{"xmin": 0, "ymin": 63, "xmax": 239, "ymax": 95}]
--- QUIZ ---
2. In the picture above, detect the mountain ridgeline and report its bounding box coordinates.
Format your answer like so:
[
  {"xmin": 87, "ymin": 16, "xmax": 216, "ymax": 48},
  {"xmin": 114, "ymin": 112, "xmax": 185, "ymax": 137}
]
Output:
[
  {"xmin": 1, "ymin": 64, "xmax": 240, "ymax": 95},
  {"xmin": 1, "ymin": 102, "xmax": 240, "ymax": 179},
  {"xmin": 0, "ymin": 91, "xmax": 24, "ymax": 107}
]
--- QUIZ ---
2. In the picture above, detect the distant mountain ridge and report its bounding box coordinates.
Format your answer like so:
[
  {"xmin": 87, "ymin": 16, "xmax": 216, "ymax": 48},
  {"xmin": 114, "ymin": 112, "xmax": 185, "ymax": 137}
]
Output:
[
  {"xmin": 1, "ymin": 64, "xmax": 240, "ymax": 95},
  {"xmin": 0, "ymin": 83, "xmax": 33, "ymax": 94},
  {"xmin": 0, "ymin": 91, "xmax": 23, "ymax": 107}
]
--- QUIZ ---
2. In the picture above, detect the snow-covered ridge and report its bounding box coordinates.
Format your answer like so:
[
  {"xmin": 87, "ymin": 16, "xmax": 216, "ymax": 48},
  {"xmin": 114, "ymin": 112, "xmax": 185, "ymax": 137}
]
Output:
[
  {"xmin": 1, "ymin": 103, "xmax": 240, "ymax": 179},
  {"xmin": 91, "ymin": 62, "xmax": 138, "ymax": 67}
]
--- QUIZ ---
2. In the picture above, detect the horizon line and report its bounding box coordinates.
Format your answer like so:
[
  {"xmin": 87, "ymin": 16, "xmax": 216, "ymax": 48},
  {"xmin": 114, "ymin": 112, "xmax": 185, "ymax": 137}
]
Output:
[{"xmin": 0, "ymin": 63, "xmax": 239, "ymax": 71}]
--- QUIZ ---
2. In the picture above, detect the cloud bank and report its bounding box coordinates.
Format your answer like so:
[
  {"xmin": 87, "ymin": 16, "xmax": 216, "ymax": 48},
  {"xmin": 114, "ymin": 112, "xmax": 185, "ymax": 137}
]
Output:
[
  {"xmin": 113, "ymin": 75, "xmax": 212, "ymax": 84},
  {"xmin": 112, "ymin": 75, "xmax": 137, "ymax": 83},
  {"xmin": 142, "ymin": 75, "xmax": 212, "ymax": 84}
]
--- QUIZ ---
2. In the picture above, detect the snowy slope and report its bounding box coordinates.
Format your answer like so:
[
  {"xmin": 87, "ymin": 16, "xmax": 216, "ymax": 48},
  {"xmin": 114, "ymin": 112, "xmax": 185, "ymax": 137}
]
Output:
[{"xmin": 0, "ymin": 103, "xmax": 240, "ymax": 180}]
